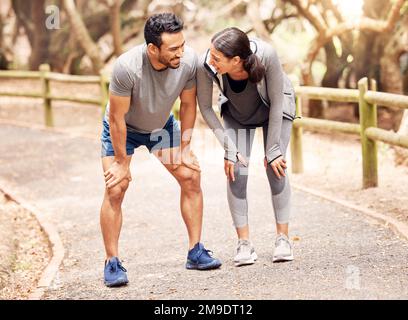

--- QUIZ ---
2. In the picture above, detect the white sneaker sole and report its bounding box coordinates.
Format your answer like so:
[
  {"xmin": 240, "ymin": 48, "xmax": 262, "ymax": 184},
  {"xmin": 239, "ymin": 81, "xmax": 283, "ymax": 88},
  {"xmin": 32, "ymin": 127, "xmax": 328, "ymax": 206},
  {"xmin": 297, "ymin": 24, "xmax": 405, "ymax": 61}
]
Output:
[
  {"xmin": 272, "ymin": 253, "xmax": 294, "ymax": 262},
  {"xmin": 234, "ymin": 252, "xmax": 258, "ymax": 267}
]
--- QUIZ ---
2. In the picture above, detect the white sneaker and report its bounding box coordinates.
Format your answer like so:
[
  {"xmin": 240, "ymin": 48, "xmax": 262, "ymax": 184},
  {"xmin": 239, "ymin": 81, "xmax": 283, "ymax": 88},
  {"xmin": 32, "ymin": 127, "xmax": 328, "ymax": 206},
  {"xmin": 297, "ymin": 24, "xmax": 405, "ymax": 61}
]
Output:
[
  {"xmin": 234, "ymin": 239, "xmax": 258, "ymax": 267},
  {"xmin": 273, "ymin": 233, "xmax": 294, "ymax": 262}
]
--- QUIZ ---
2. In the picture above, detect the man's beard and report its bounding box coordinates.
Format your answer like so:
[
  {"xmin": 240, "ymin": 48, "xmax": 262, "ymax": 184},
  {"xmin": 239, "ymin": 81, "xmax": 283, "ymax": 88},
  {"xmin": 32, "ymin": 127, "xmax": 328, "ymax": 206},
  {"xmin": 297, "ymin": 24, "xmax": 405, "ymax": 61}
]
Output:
[{"xmin": 158, "ymin": 55, "xmax": 180, "ymax": 70}]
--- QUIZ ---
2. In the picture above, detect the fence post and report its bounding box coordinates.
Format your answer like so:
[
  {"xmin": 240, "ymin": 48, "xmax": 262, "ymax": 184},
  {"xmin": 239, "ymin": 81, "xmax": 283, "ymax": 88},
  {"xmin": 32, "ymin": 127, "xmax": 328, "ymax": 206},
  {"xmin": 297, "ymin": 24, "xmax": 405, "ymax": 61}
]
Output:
[
  {"xmin": 358, "ymin": 77, "xmax": 378, "ymax": 188},
  {"xmin": 291, "ymin": 95, "xmax": 303, "ymax": 173},
  {"xmin": 39, "ymin": 64, "xmax": 52, "ymax": 127},
  {"xmin": 100, "ymin": 71, "xmax": 109, "ymax": 118}
]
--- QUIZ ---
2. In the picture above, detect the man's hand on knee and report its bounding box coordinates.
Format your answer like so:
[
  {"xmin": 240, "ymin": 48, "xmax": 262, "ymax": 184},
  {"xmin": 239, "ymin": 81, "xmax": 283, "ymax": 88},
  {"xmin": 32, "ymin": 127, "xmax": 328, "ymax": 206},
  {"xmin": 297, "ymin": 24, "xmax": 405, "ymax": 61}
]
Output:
[
  {"xmin": 180, "ymin": 147, "xmax": 201, "ymax": 172},
  {"xmin": 104, "ymin": 161, "xmax": 131, "ymax": 189}
]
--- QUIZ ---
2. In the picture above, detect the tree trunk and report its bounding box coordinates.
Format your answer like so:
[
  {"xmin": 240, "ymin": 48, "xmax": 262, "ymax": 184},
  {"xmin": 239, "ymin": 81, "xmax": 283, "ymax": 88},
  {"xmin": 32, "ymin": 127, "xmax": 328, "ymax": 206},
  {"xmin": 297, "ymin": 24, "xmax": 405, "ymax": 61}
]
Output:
[
  {"xmin": 29, "ymin": 0, "xmax": 50, "ymax": 70},
  {"xmin": 403, "ymin": 63, "xmax": 408, "ymax": 94},
  {"xmin": 354, "ymin": 31, "xmax": 378, "ymax": 83},
  {"xmin": 12, "ymin": 0, "xmax": 52, "ymax": 70},
  {"xmin": 0, "ymin": 12, "xmax": 7, "ymax": 69},
  {"xmin": 49, "ymin": 1, "xmax": 146, "ymax": 73},
  {"xmin": 11, "ymin": 0, "xmax": 34, "ymax": 47},
  {"xmin": 63, "ymin": 0, "xmax": 103, "ymax": 73},
  {"xmin": 307, "ymin": 41, "xmax": 347, "ymax": 119},
  {"xmin": 379, "ymin": 14, "xmax": 408, "ymax": 131},
  {"xmin": 393, "ymin": 17, "xmax": 408, "ymax": 166},
  {"xmin": 110, "ymin": 0, "xmax": 123, "ymax": 56},
  {"xmin": 8, "ymin": 0, "xmax": 145, "ymax": 73},
  {"xmin": 323, "ymin": 40, "xmax": 349, "ymax": 84},
  {"xmin": 353, "ymin": 0, "xmax": 387, "ymax": 82}
]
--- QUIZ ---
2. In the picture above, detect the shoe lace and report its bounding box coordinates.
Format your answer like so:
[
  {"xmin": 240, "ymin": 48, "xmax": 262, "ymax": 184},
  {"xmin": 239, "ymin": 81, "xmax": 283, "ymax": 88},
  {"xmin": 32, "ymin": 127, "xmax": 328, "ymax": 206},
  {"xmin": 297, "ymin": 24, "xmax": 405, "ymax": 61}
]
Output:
[
  {"xmin": 237, "ymin": 240, "xmax": 250, "ymax": 254},
  {"xmin": 109, "ymin": 260, "xmax": 127, "ymax": 273},
  {"xmin": 276, "ymin": 235, "xmax": 289, "ymax": 247},
  {"xmin": 204, "ymin": 249, "xmax": 214, "ymax": 257},
  {"xmin": 117, "ymin": 261, "xmax": 127, "ymax": 272},
  {"xmin": 197, "ymin": 248, "xmax": 214, "ymax": 259}
]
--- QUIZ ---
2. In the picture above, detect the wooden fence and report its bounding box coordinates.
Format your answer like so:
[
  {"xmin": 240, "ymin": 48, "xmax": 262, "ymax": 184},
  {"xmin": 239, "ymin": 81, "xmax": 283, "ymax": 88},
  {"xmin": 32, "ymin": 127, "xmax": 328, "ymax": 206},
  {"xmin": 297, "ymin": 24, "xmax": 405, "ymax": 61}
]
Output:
[
  {"xmin": 291, "ymin": 77, "xmax": 408, "ymax": 189},
  {"xmin": 0, "ymin": 64, "xmax": 109, "ymax": 126},
  {"xmin": 1, "ymin": 64, "xmax": 407, "ymax": 189}
]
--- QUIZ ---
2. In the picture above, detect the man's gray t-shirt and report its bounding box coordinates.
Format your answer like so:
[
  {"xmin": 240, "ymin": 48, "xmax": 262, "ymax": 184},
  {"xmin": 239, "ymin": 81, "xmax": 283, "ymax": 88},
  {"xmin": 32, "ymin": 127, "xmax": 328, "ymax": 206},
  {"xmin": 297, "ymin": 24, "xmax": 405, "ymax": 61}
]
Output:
[{"xmin": 107, "ymin": 44, "xmax": 197, "ymax": 133}]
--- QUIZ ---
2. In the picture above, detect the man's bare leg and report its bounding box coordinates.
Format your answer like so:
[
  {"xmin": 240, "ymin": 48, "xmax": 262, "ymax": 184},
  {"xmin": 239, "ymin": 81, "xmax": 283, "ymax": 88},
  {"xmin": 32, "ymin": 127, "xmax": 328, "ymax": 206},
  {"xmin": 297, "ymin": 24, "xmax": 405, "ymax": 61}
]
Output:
[
  {"xmin": 100, "ymin": 155, "xmax": 132, "ymax": 260},
  {"xmin": 154, "ymin": 147, "xmax": 202, "ymax": 250}
]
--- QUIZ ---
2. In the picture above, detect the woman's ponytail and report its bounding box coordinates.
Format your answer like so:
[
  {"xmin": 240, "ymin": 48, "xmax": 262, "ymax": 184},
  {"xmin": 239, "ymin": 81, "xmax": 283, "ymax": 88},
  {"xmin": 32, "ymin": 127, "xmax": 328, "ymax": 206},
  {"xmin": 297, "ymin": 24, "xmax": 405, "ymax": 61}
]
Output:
[{"xmin": 243, "ymin": 53, "xmax": 265, "ymax": 83}]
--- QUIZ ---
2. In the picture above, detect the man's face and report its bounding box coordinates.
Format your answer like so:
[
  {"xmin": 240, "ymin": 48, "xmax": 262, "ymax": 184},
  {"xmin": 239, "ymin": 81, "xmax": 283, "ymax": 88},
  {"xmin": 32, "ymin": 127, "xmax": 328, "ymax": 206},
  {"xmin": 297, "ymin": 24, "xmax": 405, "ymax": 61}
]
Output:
[{"xmin": 157, "ymin": 32, "xmax": 185, "ymax": 69}]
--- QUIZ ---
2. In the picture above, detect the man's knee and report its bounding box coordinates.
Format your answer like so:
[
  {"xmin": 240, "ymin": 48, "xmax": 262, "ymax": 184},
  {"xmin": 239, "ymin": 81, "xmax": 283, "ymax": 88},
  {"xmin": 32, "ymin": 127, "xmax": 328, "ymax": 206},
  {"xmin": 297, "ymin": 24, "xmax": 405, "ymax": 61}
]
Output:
[
  {"xmin": 174, "ymin": 166, "xmax": 201, "ymax": 193},
  {"xmin": 106, "ymin": 179, "xmax": 129, "ymax": 205}
]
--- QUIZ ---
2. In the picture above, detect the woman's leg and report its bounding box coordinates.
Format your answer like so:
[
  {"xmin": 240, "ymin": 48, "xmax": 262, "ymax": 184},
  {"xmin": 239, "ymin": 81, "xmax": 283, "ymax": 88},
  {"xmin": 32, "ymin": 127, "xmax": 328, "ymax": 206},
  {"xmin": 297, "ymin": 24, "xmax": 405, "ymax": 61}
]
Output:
[
  {"xmin": 223, "ymin": 113, "xmax": 256, "ymax": 236},
  {"xmin": 263, "ymin": 118, "xmax": 294, "ymax": 261},
  {"xmin": 263, "ymin": 118, "xmax": 292, "ymax": 229},
  {"xmin": 223, "ymin": 114, "xmax": 258, "ymax": 266}
]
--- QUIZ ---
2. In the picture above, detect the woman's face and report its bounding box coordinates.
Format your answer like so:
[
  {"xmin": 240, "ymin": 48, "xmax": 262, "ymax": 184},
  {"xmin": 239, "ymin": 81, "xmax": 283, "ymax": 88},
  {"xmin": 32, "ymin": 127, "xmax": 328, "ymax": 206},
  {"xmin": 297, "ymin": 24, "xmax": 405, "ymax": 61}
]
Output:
[{"xmin": 209, "ymin": 45, "xmax": 235, "ymax": 74}]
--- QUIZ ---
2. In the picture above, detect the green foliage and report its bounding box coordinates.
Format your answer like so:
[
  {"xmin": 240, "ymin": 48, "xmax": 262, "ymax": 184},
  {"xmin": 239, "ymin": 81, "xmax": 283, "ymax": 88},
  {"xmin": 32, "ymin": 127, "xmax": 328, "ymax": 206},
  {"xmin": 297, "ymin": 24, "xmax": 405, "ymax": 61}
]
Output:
[
  {"xmin": 172, "ymin": 98, "xmax": 181, "ymax": 120},
  {"xmin": 401, "ymin": 0, "xmax": 408, "ymax": 14}
]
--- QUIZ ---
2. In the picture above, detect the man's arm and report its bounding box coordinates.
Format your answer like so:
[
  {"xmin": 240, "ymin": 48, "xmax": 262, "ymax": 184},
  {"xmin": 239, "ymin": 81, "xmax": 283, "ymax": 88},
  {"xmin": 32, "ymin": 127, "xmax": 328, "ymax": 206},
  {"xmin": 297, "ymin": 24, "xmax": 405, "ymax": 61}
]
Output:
[
  {"xmin": 104, "ymin": 94, "xmax": 131, "ymax": 188},
  {"xmin": 178, "ymin": 86, "xmax": 200, "ymax": 171},
  {"xmin": 179, "ymin": 85, "xmax": 196, "ymax": 149}
]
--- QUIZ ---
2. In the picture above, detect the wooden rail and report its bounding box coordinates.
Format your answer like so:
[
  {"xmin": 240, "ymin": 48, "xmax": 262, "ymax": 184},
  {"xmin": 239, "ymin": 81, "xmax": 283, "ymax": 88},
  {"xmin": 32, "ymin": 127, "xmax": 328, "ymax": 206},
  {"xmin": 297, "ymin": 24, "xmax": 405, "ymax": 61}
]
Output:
[
  {"xmin": 292, "ymin": 77, "xmax": 408, "ymax": 189},
  {"xmin": 0, "ymin": 64, "xmax": 109, "ymax": 126},
  {"xmin": 1, "ymin": 65, "xmax": 407, "ymax": 189}
]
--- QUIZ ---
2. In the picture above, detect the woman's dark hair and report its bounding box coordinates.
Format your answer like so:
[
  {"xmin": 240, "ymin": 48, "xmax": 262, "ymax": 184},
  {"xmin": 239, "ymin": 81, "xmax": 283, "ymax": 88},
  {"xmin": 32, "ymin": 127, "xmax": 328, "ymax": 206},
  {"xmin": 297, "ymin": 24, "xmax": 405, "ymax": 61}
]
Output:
[
  {"xmin": 144, "ymin": 13, "xmax": 184, "ymax": 48},
  {"xmin": 211, "ymin": 27, "xmax": 265, "ymax": 83}
]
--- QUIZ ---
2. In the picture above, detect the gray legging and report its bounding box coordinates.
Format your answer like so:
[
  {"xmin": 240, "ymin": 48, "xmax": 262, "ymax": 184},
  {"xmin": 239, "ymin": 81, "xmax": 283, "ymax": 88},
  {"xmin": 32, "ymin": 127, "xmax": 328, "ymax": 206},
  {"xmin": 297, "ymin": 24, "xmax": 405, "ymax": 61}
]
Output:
[{"xmin": 223, "ymin": 113, "xmax": 292, "ymax": 228}]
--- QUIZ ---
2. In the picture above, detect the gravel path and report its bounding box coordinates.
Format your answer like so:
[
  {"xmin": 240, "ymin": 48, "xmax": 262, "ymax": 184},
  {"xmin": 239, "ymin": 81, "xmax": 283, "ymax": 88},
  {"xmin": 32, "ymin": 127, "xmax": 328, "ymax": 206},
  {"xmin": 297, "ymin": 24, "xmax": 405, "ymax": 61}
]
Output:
[
  {"xmin": 0, "ymin": 124, "xmax": 407, "ymax": 300},
  {"xmin": 0, "ymin": 192, "xmax": 51, "ymax": 299}
]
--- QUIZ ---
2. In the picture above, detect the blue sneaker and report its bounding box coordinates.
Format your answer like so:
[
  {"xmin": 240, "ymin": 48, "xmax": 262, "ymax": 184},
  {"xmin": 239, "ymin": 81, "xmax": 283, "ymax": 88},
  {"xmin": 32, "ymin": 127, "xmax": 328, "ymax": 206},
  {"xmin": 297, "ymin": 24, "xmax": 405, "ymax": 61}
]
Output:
[
  {"xmin": 104, "ymin": 257, "xmax": 129, "ymax": 287},
  {"xmin": 186, "ymin": 243, "xmax": 222, "ymax": 270}
]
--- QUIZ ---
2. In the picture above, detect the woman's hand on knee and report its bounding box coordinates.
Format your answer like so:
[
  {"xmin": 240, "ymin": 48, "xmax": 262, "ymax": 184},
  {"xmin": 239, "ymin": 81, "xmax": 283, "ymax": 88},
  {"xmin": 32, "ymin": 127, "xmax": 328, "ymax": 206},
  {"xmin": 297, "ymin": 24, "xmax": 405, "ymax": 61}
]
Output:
[
  {"xmin": 236, "ymin": 152, "xmax": 248, "ymax": 167},
  {"xmin": 224, "ymin": 159, "xmax": 235, "ymax": 182},
  {"xmin": 268, "ymin": 156, "xmax": 287, "ymax": 179},
  {"xmin": 224, "ymin": 153, "xmax": 247, "ymax": 182}
]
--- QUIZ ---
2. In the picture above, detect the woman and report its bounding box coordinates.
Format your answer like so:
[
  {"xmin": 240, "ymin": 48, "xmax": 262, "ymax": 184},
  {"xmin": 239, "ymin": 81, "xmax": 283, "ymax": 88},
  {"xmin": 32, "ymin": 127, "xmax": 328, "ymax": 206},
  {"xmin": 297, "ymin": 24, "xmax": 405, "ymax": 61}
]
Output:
[{"xmin": 197, "ymin": 27, "xmax": 297, "ymax": 266}]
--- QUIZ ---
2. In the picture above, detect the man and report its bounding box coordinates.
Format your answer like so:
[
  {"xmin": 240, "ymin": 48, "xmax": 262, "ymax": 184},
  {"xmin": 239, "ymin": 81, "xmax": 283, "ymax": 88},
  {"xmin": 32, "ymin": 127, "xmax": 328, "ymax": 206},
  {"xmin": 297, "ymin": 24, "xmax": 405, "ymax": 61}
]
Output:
[{"xmin": 100, "ymin": 13, "xmax": 222, "ymax": 287}]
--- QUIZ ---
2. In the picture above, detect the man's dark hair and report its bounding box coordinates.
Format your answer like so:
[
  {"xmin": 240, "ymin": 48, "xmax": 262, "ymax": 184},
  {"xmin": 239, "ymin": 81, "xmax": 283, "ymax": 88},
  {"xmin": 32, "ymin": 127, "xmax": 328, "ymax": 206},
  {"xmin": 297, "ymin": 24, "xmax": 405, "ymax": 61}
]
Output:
[{"xmin": 144, "ymin": 13, "xmax": 184, "ymax": 48}]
